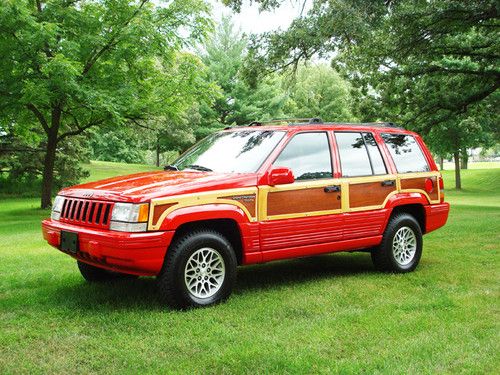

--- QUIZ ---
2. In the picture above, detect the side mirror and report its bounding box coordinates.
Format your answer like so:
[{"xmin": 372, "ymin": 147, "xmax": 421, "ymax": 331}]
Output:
[{"xmin": 268, "ymin": 167, "xmax": 295, "ymax": 186}]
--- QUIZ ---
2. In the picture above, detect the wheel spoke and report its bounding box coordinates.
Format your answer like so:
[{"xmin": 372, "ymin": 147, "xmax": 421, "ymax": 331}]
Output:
[
  {"xmin": 184, "ymin": 247, "xmax": 226, "ymax": 299},
  {"xmin": 392, "ymin": 226, "xmax": 417, "ymax": 266}
]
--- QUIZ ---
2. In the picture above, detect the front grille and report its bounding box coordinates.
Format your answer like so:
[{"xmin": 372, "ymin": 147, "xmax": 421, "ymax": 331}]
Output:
[{"xmin": 59, "ymin": 198, "xmax": 114, "ymax": 229}]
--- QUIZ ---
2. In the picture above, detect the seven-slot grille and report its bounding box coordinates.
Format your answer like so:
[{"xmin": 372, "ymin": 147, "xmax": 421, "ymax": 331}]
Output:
[{"xmin": 59, "ymin": 198, "xmax": 114, "ymax": 229}]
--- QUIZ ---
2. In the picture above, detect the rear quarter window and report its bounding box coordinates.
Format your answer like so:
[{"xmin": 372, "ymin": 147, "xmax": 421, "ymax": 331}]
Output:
[
  {"xmin": 335, "ymin": 132, "xmax": 387, "ymax": 177},
  {"xmin": 381, "ymin": 133, "xmax": 430, "ymax": 173}
]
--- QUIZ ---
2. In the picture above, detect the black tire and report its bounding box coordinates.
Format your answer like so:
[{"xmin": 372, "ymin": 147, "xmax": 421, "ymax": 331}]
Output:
[
  {"xmin": 371, "ymin": 213, "xmax": 423, "ymax": 273},
  {"xmin": 157, "ymin": 229, "xmax": 237, "ymax": 309},
  {"xmin": 77, "ymin": 260, "xmax": 138, "ymax": 282}
]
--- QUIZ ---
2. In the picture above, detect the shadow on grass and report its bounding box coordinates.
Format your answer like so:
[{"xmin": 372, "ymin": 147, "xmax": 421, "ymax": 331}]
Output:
[{"xmin": 47, "ymin": 252, "xmax": 375, "ymax": 312}]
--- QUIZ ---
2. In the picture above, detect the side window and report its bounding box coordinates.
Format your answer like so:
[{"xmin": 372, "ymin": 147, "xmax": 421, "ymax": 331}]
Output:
[
  {"xmin": 335, "ymin": 132, "xmax": 387, "ymax": 177},
  {"xmin": 381, "ymin": 133, "xmax": 430, "ymax": 173},
  {"xmin": 363, "ymin": 133, "xmax": 387, "ymax": 175},
  {"xmin": 273, "ymin": 132, "xmax": 332, "ymax": 180}
]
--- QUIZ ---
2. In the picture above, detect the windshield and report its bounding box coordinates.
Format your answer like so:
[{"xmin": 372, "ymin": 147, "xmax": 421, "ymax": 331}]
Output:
[{"xmin": 173, "ymin": 130, "xmax": 285, "ymax": 173}]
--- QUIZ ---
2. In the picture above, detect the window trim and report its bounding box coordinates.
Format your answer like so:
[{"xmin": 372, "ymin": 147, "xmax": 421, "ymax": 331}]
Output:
[
  {"xmin": 334, "ymin": 131, "xmax": 388, "ymax": 178},
  {"xmin": 381, "ymin": 133, "xmax": 430, "ymax": 174},
  {"xmin": 271, "ymin": 131, "xmax": 334, "ymax": 181}
]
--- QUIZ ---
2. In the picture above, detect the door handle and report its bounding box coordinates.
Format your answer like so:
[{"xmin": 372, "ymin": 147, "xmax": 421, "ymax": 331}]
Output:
[
  {"xmin": 324, "ymin": 185, "xmax": 341, "ymax": 193},
  {"xmin": 381, "ymin": 180, "xmax": 396, "ymax": 187}
]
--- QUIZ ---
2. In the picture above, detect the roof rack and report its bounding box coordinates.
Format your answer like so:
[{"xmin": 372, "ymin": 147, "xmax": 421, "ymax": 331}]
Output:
[
  {"xmin": 333, "ymin": 122, "xmax": 402, "ymax": 128},
  {"xmin": 247, "ymin": 118, "xmax": 324, "ymax": 126},
  {"xmin": 243, "ymin": 118, "xmax": 402, "ymax": 129}
]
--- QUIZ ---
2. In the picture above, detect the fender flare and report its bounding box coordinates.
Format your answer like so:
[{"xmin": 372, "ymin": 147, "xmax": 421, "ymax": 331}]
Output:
[
  {"xmin": 157, "ymin": 203, "xmax": 251, "ymax": 231},
  {"xmin": 384, "ymin": 191, "xmax": 430, "ymax": 209}
]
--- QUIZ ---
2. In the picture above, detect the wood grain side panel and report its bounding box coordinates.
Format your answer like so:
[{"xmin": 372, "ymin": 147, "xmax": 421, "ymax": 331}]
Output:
[
  {"xmin": 220, "ymin": 194, "xmax": 256, "ymax": 217},
  {"xmin": 350, "ymin": 182, "xmax": 396, "ymax": 208},
  {"xmin": 152, "ymin": 203, "xmax": 177, "ymax": 226},
  {"xmin": 401, "ymin": 176, "xmax": 438, "ymax": 201},
  {"xmin": 267, "ymin": 188, "xmax": 340, "ymax": 216}
]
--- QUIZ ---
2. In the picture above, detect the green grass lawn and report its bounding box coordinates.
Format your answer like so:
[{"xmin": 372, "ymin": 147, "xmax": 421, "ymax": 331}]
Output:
[
  {"xmin": 81, "ymin": 160, "xmax": 161, "ymax": 183},
  {"xmin": 0, "ymin": 163, "xmax": 499, "ymax": 373}
]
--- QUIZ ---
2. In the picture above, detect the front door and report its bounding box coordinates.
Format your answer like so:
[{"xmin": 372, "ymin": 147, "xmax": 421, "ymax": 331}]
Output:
[{"xmin": 258, "ymin": 131, "xmax": 344, "ymax": 255}]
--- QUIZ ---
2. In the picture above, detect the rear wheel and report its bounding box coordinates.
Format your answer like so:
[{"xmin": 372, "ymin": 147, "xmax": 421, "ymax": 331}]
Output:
[
  {"xmin": 77, "ymin": 260, "xmax": 138, "ymax": 282},
  {"xmin": 371, "ymin": 213, "xmax": 423, "ymax": 273},
  {"xmin": 157, "ymin": 229, "xmax": 237, "ymax": 309}
]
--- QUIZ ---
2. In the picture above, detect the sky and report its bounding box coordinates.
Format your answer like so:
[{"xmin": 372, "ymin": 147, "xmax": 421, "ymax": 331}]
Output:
[{"xmin": 209, "ymin": 0, "xmax": 311, "ymax": 34}]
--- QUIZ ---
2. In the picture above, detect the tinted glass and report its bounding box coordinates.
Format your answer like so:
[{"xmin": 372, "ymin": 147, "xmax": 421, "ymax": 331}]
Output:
[
  {"xmin": 363, "ymin": 133, "xmax": 387, "ymax": 175},
  {"xmin": 174, "ymin": 130, "xmax": 285, "ymax": 173},
  {"xmin": 273, "ymin": 132, "xmax": 332, "ymax": 180},
  {"xmin": 381, "ymin": 133, "xmax": 430, "ymax": 173},
  {"xmin": 335, "ymin": 132, "xmax": 372, "ymax": 177}
]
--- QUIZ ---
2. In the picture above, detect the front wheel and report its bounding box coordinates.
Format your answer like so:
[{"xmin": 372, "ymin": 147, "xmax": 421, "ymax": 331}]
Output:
[
  {"xmin": 371, "ymin": 213, "xmax": 423, "ymax": 273},
  {"xmin": 157, "ymin": 229, "xmax": 237, "ymax": 309}
]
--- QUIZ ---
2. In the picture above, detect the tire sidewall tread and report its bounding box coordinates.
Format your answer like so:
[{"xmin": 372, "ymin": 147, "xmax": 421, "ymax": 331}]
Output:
[
  {"xmin": 372, "ymin": 213, "xmax": 423, "ymax": 273},
  {"xmin": 158, "ymin": 229, "xmax": 237, "ymax": 309}
]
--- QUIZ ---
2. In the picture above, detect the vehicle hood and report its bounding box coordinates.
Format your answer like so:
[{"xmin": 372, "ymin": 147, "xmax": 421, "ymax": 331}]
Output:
[{"xmin": 59, "ymin": 171, "xmax": 258, "ymax": 202}]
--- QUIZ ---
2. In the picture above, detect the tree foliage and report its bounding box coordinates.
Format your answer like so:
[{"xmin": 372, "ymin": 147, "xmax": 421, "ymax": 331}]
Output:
[
  {"xmin": 284, "ymin": 64, "xmax": 355, "ymax": 121},
  {"xmin": 0, "ymin": 0, "xmax": 211, "ymax": 207}
]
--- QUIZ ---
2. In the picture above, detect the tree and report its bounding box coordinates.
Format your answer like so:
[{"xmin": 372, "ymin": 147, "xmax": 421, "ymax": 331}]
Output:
[
  {"xmin": 226, "ymin": 0, "xmax": 499, "ymax": 189},
  {"xmin": 284, "ymin": 64, "xmax": 355, "ymax": 121},
  {"xmin": 199, "ymin": 16, "xmax": 289, "ymax": 127},
  {"xmin": 0, "ymin": 0, "xmax": 211, "ymax": 208}
]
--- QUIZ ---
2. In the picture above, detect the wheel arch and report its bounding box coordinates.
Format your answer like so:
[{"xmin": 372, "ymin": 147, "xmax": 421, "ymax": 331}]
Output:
[
  {"xmin": 388, "ymin": 204, "xmax": 426, "ymax": 234},
  {"xmin": 168, "ymin": 218, "xmax": 244, "ymax": 265}
]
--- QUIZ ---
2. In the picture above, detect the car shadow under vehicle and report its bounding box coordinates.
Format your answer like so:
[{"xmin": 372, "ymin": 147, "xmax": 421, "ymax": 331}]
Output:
[{"xmin": 49, "ymin": 252, "xmax": 376, "ymax": 311}]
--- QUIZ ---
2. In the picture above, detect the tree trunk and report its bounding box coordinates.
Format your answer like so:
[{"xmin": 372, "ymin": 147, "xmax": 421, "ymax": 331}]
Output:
[
  {"xmin": 453, "ymin": 151, "xmax": 461, "ymax": 190},
  {"xmin": 156, "ymin": 138, "xmax": 160, "ymax": 167},
  {"xmin": 461, "ymin": 150, "xmax": 468, "ymax": 169},
  {"xmin": 41, "ymin": 107, "xmax": 61, "ymax": 209},
  {"xmin": 41, "ymin": 131, "xmax": 58, "ymax": 209},
  {"xmin": 439, "ymin": 156, "xmax": 444, "ymax": 171}
]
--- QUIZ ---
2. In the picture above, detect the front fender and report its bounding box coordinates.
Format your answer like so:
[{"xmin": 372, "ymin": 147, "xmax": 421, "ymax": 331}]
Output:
[{"xmin": 157, "ymin": 203, "xmax": 251, "ymax": 231}]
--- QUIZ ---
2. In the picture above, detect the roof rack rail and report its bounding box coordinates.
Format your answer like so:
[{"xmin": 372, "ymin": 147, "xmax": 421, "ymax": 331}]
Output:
[
  {"xmin": 245, "ymin": 118, "xmax": 324, "ymax": 126},
  {"xmin": 334, "ymin": 122, "xmax": 402, "ymax": 128},
  {"xmin": 239, "ymin": 119, "xmax": 402, "ymax": 129}
]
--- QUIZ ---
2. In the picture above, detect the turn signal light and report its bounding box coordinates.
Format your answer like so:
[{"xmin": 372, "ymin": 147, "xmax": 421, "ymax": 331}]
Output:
[
  {"xmin": 138, "ymin": 203, "xmax": 149, "ymax": 222},
  {"xmin": 424, "ymin": 178, "xmax": 434, "ymax": 193}
]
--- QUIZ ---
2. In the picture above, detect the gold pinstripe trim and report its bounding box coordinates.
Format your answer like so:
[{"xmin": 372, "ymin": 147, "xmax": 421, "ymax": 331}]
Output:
[
  {"xmin": 148, "ymin": 171, "xmax": 441, "ymax": 228},
  {"xmin": 148, "ymin": 188, "xmax": 258, "ymax": 230}
]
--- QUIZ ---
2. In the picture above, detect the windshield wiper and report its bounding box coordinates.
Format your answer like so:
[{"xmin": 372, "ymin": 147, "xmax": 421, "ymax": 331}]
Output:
[
  {"xmin": 164, "ymin": 164, "xmax": 178, "ymax": 171},
  {"xmin": 186, "ymin": 164, "xmax": 213, "ymax": 172}
]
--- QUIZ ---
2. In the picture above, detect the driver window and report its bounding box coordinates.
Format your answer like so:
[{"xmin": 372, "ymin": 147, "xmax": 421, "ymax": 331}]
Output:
[{"xmin": 273, "ymin": 132, "xmax": 332, "ymax": 181}]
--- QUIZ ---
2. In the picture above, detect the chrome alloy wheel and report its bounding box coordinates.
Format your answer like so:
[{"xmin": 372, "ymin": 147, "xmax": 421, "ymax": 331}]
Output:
[
  {"xmin": 392, "ymin": 226, "xmax": 417, "ymax": 266},
  {"xmin": 184, "ymin": 247, "xmax": 226, "ymax": 299}
]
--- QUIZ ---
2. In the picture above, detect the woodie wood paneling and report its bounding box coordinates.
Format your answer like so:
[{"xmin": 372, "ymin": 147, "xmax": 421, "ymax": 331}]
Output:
[
  {"xmin": 349, "ymin": 181, "xmax": 396, "ymax": 208},
  {"xmin": 400, "ymin": 176, "xmax": 438, "ymax": 201},
  {"xmin": 152, "ymin": 203, "xmax": 177, "ymax": 226},
  {"xmin": 220, "ymin": 194, "xmax": 256, "ymax": 217},
  {"xmin": 267, "ymin": 187, "xmax": 340, "ymax": 216}
]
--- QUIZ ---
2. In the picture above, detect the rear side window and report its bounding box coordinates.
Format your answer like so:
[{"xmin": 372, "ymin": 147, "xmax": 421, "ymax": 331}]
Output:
[
  {"xmin": 335, "ymin": 132, "xmax": 387, "ymax": 177},
  {"xmin": 381, "ymin": 133, "xmax": 430, "ymax": 173},
  {"xmin": 273, "ymin": 132, "xmax": 332, "ymax": 180}
]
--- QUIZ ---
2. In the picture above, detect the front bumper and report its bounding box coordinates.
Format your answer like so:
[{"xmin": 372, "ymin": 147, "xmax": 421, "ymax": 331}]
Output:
[{"xmin": 42, "ymin": 219, "xmax": 174, "ymax": 276}]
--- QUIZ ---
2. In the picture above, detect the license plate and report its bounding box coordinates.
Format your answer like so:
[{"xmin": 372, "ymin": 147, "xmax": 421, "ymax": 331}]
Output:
[{"xmin": 60, "ymin": 231, "xmax": 79, "ymax": 253}]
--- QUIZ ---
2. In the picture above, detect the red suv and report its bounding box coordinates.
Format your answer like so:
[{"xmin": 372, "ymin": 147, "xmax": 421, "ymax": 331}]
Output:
[{"xmin": 42, "ymin": 120, "xmax": 449, "ymax": 308}]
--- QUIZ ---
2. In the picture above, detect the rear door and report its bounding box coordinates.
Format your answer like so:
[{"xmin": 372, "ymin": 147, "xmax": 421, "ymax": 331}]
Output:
[
  {"xmin": 258, "ymin": 131, "xmax": 344, "ymax": 254},
  {"xmin": 334, "ymin": 131, "xmax": 397, "ymax": 240}
]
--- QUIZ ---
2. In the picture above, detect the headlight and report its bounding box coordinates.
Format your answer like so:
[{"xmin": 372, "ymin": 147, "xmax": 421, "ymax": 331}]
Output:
[
  {"xmin": 51, "ymin": 196, "xmax": 65, "ymax": 220},
  {"xmin": 109, "ymin": 203, "xmax": 149, "ymax": 232}
]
